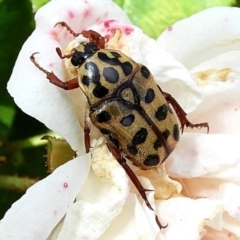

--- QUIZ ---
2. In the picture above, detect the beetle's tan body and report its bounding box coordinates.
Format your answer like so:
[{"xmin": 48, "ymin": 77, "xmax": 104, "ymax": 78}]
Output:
[{"xmin": 76, "ymin": 48, "xmax": 180, "ymax": 169}]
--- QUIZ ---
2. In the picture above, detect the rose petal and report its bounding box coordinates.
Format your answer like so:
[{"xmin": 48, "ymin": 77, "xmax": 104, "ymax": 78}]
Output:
[
  {"xmin": 156, "ymin": 197, "xmax": 223, "ymax": 240},
  {"xmin": 166, "ymin": 133, "xmax": 240, "ymax": 178},
  {"xmin": 190, "ymin": 51, "xmax": 240, "ymax": 95},
  {"xmin": 157, "ymin": 7, "xmax": 240, "ymax": 70},
  {"xmin": 53, "ymin": 143, "xmax": 129, "ymax": 239},
  {"xmin": 35, "ymin": 0, "xmax": 130, "ymax": 34},
  {"xmin": 186, "ymin": 88, "xmax": 240, "ymax": 134},
  {"xmin": 222, "ymin": 212, "xmax": 240, "ymax": 238},
  {"xmin": 182, "ymin": 179, "xmax": 240, "ymax": 221},
  {"xmin": 100, "ymin": 193, "xmax": 159, "ymax": 240},
  {"xmin": 0, "ymin": 153, "xmax": 91, "ymax": 240},
  {"xmin": 203, "ymin": 226, "xmax": 239, "ymax": 240},
  {"xmin": 7, "ymin": 0, "xmax": 130, "ymax": 152}
]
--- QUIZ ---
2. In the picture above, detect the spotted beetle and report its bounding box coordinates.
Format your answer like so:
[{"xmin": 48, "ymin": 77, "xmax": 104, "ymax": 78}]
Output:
[{"xmin": 30, "ymin": 22, "xmax": 209, "ymax": 229}]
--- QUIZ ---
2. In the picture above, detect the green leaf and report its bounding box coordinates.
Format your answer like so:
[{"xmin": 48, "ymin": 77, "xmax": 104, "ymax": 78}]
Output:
[
  {"xmin": 0, "ymin": 105, "xmax": 15, "ymax": 128},
  {"xmin": 0, "ymin": 175, "xmax": 37, "ymax": 192},
  {"xmin": 32, "ymin": 0, "xmax": 49, "ymax": 10},
  {"xmin": 114, "ymin": 0, "xmax": 235, "ymax": 38}
]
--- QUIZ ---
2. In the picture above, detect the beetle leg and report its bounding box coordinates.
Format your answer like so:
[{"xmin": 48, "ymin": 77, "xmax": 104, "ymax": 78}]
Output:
[
  {"xmin": 162, "ymin": 91, "xmax": 209, "ymax": 133},
  {"xmin": 107, "ymin": 141, "xmax": 166, "ymax": 229},
  {"xmin": 55, "ymin": 22, "xmax": 79, "ymax": 37},
  {"xmin": 30, "ymin": 53, "xmax": 79, "ymax": 90},
  {"xmin": 81, "ymin": 30, "xmax": 105, "ymax": 49},
  {"xmin": 56, "ymin": 47, "xmax": 73, "ymax": 59},
  {"xmin": 107, "ymin": 141, "xmax": 152, "ymax": 209},
  {"xmin": 84, "ymin": 108, "xmax": 91, "ymax": 153},
  {"xmin": 54, "ymin": 21, "xmax": 105, "ymax": 49}
]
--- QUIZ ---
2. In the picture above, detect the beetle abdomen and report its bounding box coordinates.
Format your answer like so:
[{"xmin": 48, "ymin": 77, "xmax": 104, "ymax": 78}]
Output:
[{"xmin": 90, "ymin": 63, "xmax": 180, "ymax": 169}]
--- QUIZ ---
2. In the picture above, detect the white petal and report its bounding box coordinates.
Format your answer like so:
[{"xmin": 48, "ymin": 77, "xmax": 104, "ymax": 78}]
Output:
[
  {"xmin": 7, "ymin": 0, "xmax": 130, "ymax": 152},
  {"xmin": 190, "ymin": 51, "xmax": 240, "ymax": 97},
  {"xmin": 100, "ymin": 194, "xmax": 159, "ymax": 240},
  {"xmin": 187, "ymin": 88, "xmax": 240, "ymax": 134},
  {"xmin": 222, "ymin": 212, "xmax": 240, "ymax": 238},
  {"xmin": 35, "ymin": 0, "xmax": 130, "ymax": 34},
  {"xmin": 166, "ymin": 133, "xmax": 240, "ymax": 178},
  {"xmin": 183, "ymin": 179, "xmax": 240, "ymax": 219},
  {"xmin": 157, "ymin": 7, "xmax": 240, "ymax": 70},
  {"xmin": 8, "ymin": 29, "xmax": 86, "ymax": 153},
  {"xmin": 203, "ymin": 227, "xmax": 239, "ymax": 240},
  {"xmin": 156, "ymin": 197, "xmax": 223, "ymax": 240},
  {"xmin": 0, "ymin": 154, "xmax": 91, "ymax": 240},
  {"xmin": 55, "ymin": 143, "xmax": 129, "ymax": 239},
  {"xmin": 182, "ymin": 179, "xmax": 240, "ymax": 237}
]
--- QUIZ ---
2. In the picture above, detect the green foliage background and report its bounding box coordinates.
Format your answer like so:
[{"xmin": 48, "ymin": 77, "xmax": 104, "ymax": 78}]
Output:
[{"xmin": 0, "ymin": 0, "xmax": 238, "ymax": 219}]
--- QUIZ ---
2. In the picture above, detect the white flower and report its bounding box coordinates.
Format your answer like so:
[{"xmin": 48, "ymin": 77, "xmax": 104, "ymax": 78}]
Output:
[
  {"xmin": 2, "ymin": 0, "xmax": 240, "ymax": 239},
  {"xmin": 157, "ymin": 6, "xmax": 240, "ymax": 240}
]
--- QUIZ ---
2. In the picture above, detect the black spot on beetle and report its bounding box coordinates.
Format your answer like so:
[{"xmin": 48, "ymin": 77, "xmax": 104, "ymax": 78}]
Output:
[
  {"xmin": 144, "ymin": 88, "xmax": 155, "ymax": 103},
  {"xmin": 96, "ymin": 111, "xmax": 111, "ymax": 123},
  {"xmin": 153, "ymin": 139, "xmax": 162, "ymax": 150},
  {"xmin": 84, "ymin": 62, "xmax": 100, "ymax": 83},
  {"xmin": 99, "ymin": 128, "xmax": 112, "ymax": 135},
  {"xmin": 98, "ymin": 51, "xmax": 133, "ymax": 76},
  {"xmin": 93, "ymin": 83, "xmax": 109, "ymax": 98},
  {"xmin": 98, "ymin": 52, "xmax": 120, "ymax": 65},
  {"xmin": 120, "ymin": 114, "xmax": 135, "ymax": 126},
  {"xmin": 162, "ymin": 129, "xmax": 170, "ymax": 140},
  {"xmin": 144, "ymin": 154, "xmax": 160, "ymax": 166},
  {"xmin": 103, "ymin": 67, "xmax": 119, "ymax": 83},
  {"xmin": 155, "ymin": 104, "xmax": 168, "ymax": 121},
  {"xmin": 122, "ymin": 62, "xmax": 133, "ymax": 76},
  {"xmin": 127, "ymin": 144, "xmax": 138, "ymax": 155},
  {"xmin": 82, "ymin": 75, "xmax": 91, "ymax": 86},
  {"xmin": 132, "ymin": 128, "xmax": 148, "ymax": 145},
  {"xmin": 140, "ymin": 66, "xmax": 150, "ymax": 79},
  {"xmin": 110, "ymin": 51, "xmax": 121, "ymax": 58},
  {"xmin": 173, "ymin": 124, "xmax": 180, "ymax": 141}
]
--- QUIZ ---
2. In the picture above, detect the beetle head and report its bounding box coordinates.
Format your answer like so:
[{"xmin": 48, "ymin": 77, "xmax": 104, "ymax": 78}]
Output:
[{"xmin": 71, "ymin": 43, "xmax": 99, "ymax": 66}]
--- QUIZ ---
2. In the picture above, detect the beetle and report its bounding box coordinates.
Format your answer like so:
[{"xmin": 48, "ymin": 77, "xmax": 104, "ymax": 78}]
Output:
[{"xmin": 30, "ymin": 22, "xmax": 209, "ymax": 229}]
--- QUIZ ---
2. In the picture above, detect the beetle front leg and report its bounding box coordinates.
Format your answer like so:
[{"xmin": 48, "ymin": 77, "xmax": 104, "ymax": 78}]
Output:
[
  {"xmin": 107, "ymin": 141, "xmax": 166, "ymax": 229},
  {"xmin": 162, "ymin": 91, "xmax": 209, "ymax": 133},
  {"xmin": 55, "ymin": 22, "xmax": 105, "ymax": 49},
  {"xmin": 56, "ymin": 47, "xmax": 73, "ymax": 59},
  {"xmin": 55, "ymin": 22, "xmax": 79, "ymax": 37},
  {"xmin": 30, "ymin": 53, "xmax": 79, "ymax": 90}
]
